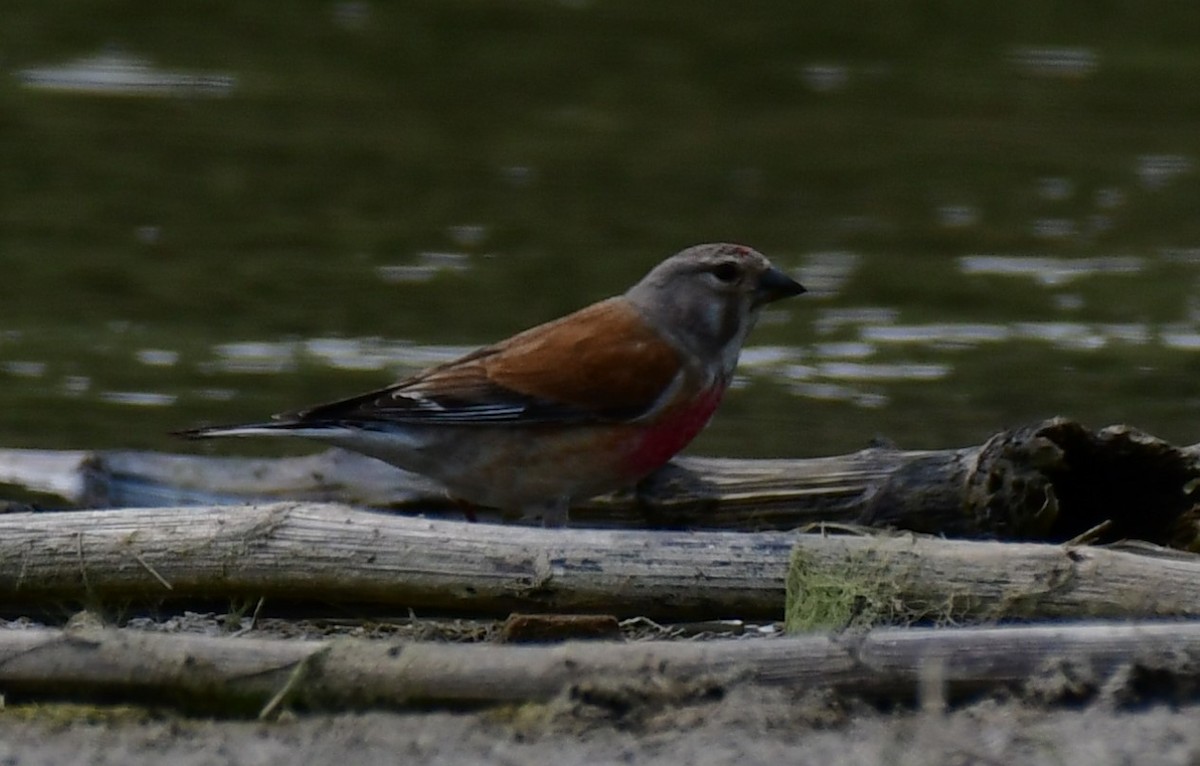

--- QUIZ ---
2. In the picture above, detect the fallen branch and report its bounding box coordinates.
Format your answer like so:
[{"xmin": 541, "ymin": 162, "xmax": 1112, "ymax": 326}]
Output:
[
  {"xmin": 1, "ymin": 622, "xmax": 1198, "ymax": 714},
  {"xmin": 2, "ymin": 503, "xmax": 1200, "ymax": 621},
  {"xmin": 4, "ymin": 419, "xmax": 1198, "ymax": 544}
]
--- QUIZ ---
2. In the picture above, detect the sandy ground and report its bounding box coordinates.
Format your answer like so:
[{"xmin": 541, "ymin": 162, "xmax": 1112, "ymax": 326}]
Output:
[{"xmin": 0, "ymin": 687, "xmax": 1198, "ymax": 766}]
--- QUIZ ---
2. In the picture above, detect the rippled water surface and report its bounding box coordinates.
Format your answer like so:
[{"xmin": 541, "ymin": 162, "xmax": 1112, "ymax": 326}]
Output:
[{"xmin": 5, "ymin": 2, "xmax": 1200, "ymax": 461}]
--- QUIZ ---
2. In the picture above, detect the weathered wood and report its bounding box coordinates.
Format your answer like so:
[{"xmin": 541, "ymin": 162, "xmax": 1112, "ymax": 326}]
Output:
[
  {"xmin": 2, "ymin": 503, "xmax": 790, "ymax": 618},
  {"xmin": 2, "ymin": 503, "xmax": 1200, "ymax": 621},
  {"xmin": 4, "ymin": 419, "xmax": 1198, "ymax": 544},
  {"xmin": 1, "ymin": 621, "xmax": 1198, "ymax": 714}
]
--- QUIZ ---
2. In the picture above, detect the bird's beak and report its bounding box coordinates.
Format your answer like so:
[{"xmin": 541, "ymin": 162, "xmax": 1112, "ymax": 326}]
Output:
[{"xmin": 754, "ymin": 266, "xmax": 806, "ymax": 305}]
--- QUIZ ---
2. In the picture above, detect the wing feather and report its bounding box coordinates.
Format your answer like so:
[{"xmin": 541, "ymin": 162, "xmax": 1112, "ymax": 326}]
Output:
[{"xmin": 281, "ymin": 298, "xmax": 683, "ymax": 427}]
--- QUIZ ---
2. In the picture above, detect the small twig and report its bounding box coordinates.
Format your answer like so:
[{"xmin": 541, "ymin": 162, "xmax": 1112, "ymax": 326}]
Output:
[
  {"xmin": 229, "ymin": 597, "xmax": 266, "ymax": 638},
  {"xmin": 258, "ymin": 646, "xmax": 329, "ymax": 721},
  {"xmin": 797, "ymin": 522, "xmax": 874, "ymax": 537},
  {"xmin": 131, "ymin": 551, "xmax": 173, "ymax": 591},
  {"xmin": 619, "ymin": 615, "xmax": 684, "ymax": 639},
  {"xmin": 1063, "ymin": 519, "xmax": 1113, "ymax": 548}
]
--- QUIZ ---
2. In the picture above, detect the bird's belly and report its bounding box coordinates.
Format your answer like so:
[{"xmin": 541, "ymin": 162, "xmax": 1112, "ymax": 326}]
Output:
[
  {"xmin": 438, "ymin": 426, "xmax": 647, "ymax": 509},
  {"xmin": 323, "ymin": 424, "xmax": 642, "ymax": 510},
  {"xmin": 318, "ymin": 399, "xmax": 721, "ymax": 512}
]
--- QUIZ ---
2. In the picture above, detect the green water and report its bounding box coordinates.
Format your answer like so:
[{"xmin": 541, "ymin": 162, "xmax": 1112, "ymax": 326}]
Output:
[{"xmin": 4, "ymin": 1, "xmax": 1200, "ymax": 462}]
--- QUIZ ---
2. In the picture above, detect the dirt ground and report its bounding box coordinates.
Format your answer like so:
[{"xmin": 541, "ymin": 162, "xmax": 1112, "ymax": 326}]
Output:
[
  {"xmin": 0, "ymin": 686, "xmax": 1198, "ymax": 766},
  {"xmin": 2, "ymin": 613, "xmax": 1198, "ymax": 765}
]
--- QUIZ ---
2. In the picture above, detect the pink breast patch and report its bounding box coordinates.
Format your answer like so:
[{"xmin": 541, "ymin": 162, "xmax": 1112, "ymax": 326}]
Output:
[{"xmin": 624, "ymin": 386, "xmax": 726, "ymax": 476}]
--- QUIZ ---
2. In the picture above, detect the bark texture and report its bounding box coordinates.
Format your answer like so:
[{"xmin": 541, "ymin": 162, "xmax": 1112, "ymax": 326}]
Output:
[
  {"xmin": 3, "ymin": 419, "xmax": 1195, "ymax": 545},
  {"xmin": 1, "ymin": 503, "xmax": 1199, "ymax": 621},
  {"xmin": 0, "ymin": 622, "xmax": 1196, "ymax": 714}
]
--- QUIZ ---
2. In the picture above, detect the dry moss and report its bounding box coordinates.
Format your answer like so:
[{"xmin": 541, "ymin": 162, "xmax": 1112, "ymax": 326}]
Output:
[
  {"xmin": 784, "ymin": 546, "xmax": 911, "ymax": 632},
  {"xmin": 0, "ymin": 702, "xmax": 158, "ymax": 727}
]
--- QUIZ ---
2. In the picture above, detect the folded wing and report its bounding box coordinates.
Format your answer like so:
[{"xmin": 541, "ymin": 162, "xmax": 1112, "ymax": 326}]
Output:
[{"xmin": 283, "ymin": 298, "xmax": 684, "ymax": 427}]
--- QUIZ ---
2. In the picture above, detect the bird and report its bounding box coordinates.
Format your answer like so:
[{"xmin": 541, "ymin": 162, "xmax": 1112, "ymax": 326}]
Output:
[{"xmin": 178, "ymin": 243, "xmax": 805, "ymax": 525}]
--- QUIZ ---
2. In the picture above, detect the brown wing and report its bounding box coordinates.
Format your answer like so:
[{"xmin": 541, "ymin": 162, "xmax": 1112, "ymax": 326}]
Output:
[{"xmin": 284, "ymin": 298, "xmax": 683, "ymax": 426}]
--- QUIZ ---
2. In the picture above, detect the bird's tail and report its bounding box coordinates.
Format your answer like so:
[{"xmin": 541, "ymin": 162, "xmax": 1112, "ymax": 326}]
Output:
[{"xmin": 173, "ymin": 421, "xmax": 309, "ymax": 440}]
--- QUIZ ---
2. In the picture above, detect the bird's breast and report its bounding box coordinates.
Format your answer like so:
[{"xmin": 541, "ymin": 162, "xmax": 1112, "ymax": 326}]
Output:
[{"xmin": 622, "ymin": 385, "xmax": 726, "ymax": 477}]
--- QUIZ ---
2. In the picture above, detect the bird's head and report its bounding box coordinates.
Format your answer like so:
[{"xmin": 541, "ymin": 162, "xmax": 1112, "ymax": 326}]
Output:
[{"xmin": 625, "ymin": 243, "xmax": 805, "ymax": 376}]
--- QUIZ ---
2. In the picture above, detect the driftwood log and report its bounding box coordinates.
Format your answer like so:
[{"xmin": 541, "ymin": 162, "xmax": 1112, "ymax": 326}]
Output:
[
  {"xmin": 3, "ymin": 418, "xmax": 1198, "ymax": 545},
  {"xmin": 0, "ymin": 621, "xmax": 1197, "ymax": 714},
  {"xmin": 2, "ymin": 503, "xmax": 1200, "ymax": 621}
]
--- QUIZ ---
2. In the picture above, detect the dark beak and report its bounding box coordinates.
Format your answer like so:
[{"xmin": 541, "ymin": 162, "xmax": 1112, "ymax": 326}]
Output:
[{"xmin": 754, "ymin": 266, "xmax": 806, "ymax": 305}]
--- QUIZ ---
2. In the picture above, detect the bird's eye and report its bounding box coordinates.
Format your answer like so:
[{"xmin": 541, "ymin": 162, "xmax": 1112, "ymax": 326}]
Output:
[{"xmin": 711, "ymin": 262, "xmax": 740, "ymax": 283}]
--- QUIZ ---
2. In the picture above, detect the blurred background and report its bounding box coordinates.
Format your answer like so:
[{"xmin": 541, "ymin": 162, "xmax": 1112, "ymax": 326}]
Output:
[{"xmin": 4, "ymin": 1, "xmax": 1200, "ymax": 461}]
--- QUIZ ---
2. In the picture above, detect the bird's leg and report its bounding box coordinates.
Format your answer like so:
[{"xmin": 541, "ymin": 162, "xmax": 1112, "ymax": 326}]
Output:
[
  {"xmin": 534, "ymin": 498, "xmax": 571, "ymax": 528},
  {"xmin": 451, "ymin": 497, "xmax": 481, "ymax": 523}
]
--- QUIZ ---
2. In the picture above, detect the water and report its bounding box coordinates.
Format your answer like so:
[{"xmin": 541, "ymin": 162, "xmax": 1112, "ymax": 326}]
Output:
[
  {"xmin": 16, "ymin": 50, "xmax": 236, "ymax": 97},
  {"xmin": 4, "ymin": 2, "xmax": 1200, "ymax": 461}
]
